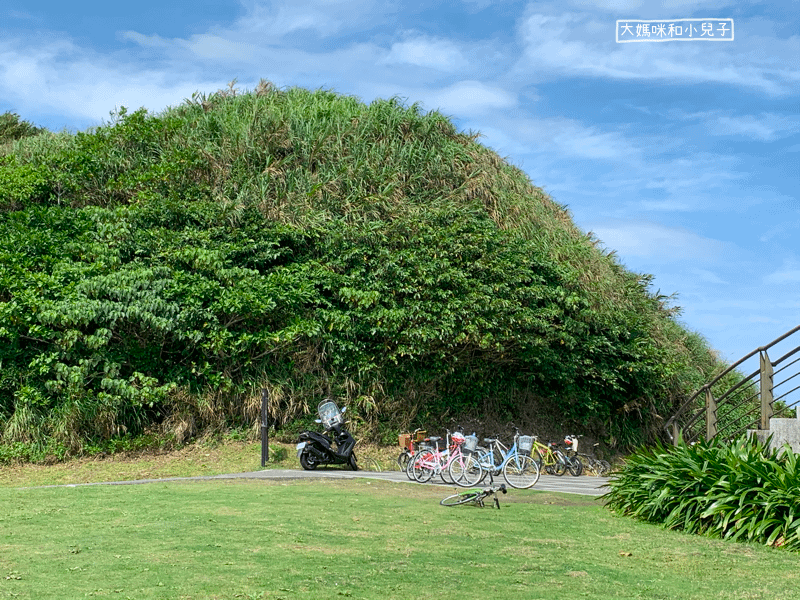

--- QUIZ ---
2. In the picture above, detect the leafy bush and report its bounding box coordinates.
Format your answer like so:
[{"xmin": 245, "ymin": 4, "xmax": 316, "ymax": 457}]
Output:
[
  {"xmin": 0, "ymin": 112, "xmax": 45, "ymax": 145},
  {"xmin": 603, "ymin": 435, "xmax": 800, "ymax": 550},
  {"xmin": 0, "ymin": 83, "xmax": 738, "ymax": 459}
]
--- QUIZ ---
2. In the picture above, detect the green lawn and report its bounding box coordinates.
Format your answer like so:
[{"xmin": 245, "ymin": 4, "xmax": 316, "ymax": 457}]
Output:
[{"xmin": 1, "ymin": 477, "xmax": 797, "ymax": 600}]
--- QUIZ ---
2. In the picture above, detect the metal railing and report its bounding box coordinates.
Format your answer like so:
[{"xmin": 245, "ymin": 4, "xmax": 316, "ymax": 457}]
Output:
[{"xmin": 664, "ymin": 324, "xmax": 800, "ymax": 445}]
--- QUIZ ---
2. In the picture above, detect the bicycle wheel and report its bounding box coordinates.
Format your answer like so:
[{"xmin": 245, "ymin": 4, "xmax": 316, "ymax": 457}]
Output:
[
  {"xmin": 406, "ymin": 450, "xmax": 425, "ymax": 481},
  {"xmin": 502, "ymin": 454, "xmax": 540, "ymax": 489},
  {"xmin": 440, "ymin": 490, "xmax": 481, "ymax": 507},
  {"xmin": 598, "ymin": 460, "xmax": 612, "ymax": 476},
  {"xmin": 567, "ymin": 455, "xmax": 582, "ymax": 477},
  {"xmin": 397, "ymin": 450, "xmax": 411, "ymax": 472},
  {"xmin": 449, "ymin": 454, "xmax": 483, "ymax": 487},
  {"xmin": 410, "ymin": 452, "xmax": 435, "ymax": 483},
  {"xmin": 578, "ymin": 456, "xmax": 597, "ymax": 476}
]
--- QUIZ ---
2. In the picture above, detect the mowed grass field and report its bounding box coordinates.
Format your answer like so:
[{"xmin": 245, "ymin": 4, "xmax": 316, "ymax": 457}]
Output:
[{"xmin": 2, "ymin": 451, "xmax": 798, "ymax": 600}]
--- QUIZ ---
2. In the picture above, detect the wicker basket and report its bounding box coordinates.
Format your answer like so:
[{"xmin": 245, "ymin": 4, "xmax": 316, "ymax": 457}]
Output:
[{"xmin": 398, "ymin": 433, "xmax": 412, "ymax": 450}]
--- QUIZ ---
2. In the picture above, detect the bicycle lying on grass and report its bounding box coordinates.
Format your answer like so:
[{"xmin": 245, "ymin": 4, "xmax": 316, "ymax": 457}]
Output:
[{"xmin": 440, "ymin": 484, "xmax": 508, "ymax": 509}]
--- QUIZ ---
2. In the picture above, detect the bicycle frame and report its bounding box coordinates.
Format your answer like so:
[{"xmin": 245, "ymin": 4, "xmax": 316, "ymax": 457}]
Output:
[{"xmin": 475, "ymin": 438, "xmax": 514, "ymax": 474}]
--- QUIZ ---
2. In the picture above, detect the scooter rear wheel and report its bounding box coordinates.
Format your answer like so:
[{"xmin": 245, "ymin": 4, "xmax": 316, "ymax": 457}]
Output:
[
  {"xmin": 300, "ymin": 450, "xmax": 318, "ymax": 471},
  {"xmin": 348, "ymin": 452, "xmax": 358, "ymax": 471}
]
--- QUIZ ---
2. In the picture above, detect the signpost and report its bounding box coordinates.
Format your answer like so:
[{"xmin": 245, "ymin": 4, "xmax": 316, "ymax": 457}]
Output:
[{"xmin": 260, "ymin": 388, "xmax": 269, "ymax": 466}]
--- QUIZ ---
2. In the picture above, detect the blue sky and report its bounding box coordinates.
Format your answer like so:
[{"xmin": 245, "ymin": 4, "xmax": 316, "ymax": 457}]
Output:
[{"xmin": 1, "ymin": 0, "xmax": 798, "ymax": 368}]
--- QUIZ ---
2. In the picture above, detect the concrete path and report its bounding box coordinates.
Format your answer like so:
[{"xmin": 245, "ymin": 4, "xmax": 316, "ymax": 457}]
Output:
[{"xmin": 53, "ymin": 468, "xmax": 610, "ymax": 497}]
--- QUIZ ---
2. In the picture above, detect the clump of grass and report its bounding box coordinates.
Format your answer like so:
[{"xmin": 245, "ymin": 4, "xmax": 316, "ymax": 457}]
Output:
[{"xmin": 603, "ymin": 434, "xmax": 800, "ymax": 550}]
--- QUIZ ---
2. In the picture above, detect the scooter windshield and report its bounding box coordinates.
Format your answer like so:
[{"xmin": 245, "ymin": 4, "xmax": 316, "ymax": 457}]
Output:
[{"xmin": 317, "ymin": 401, "xmax": 342, "ymax": 429}]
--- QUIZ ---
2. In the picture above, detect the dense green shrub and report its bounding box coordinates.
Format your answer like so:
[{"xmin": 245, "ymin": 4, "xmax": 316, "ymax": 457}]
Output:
[
  {"xmin": 0, "ymin": 112, "xmax": 45, "ymax": 145},
  {"xmin": 0, "ymin": 83, "xmax": 736, "ymax": 460},
  {"xmin": 603, "ymin": 435, "xmax": 800, "ymax": 550}
]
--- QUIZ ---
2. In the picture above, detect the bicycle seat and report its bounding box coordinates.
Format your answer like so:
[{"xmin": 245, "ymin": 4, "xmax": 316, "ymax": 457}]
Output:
[
  {"xmin": 426, "ymin": 436, "xmax": 442, "ymax": 442},
  {"xmin": 483, "ymin": 438, "xmax": 497, "ymax": 444}
]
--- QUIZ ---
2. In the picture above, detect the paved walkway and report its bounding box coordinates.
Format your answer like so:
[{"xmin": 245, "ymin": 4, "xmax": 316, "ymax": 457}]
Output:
[{"xmin": 55, "ymin": 468, "xmax": 610, "ymax": 497}]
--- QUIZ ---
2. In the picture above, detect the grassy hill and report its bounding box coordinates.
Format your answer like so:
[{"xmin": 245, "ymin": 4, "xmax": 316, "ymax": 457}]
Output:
[{"xmin": 0, "ymin": 82, "xmax": 729, "ymax": 462}]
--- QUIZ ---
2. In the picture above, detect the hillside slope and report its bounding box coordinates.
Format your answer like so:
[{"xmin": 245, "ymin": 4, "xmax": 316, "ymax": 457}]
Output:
[{"xmin": 0, "ymin": 84, "xmax": 726, "ymax": 460}]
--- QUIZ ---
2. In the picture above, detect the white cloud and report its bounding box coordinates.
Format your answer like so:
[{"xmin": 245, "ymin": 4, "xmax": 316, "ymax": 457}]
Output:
[
  {"xmin": 691, "ymin": 269, "xmax": 728, "ymax": 285},
  {"xmin": 590, "ymin": 220, "xmax": 731, "ymax": 263},
  {"xmin": 0, "ymin": 36, "xmax": 225, "ymax": 126},
  {"xmin": 565, "ymin": 0, "xmax": 740, "ymax": 12},
  {"xmin": 179, "ymin": 34, "xmax": 262, "ymax": 62},
  {"xmin": 382, "ymin": 36, "xmax": 468, "ymax": 71},
  {"xmin": 714, "ymin": 113, "xmax": 800, "ymax": 142},
  {"xmin": 514, "ymin": 10, "xmax": 799, "ymax": 96},
  {"xmin": 765, "ymin": 263, "xmax": 800, "ymax": 285},
  {"xmin": 492, "ymin": 115, "xmax": 643, "ymax": 162},
  {"xmin": 120, "ymin": 31, "xmax": 170, "ymax": 49},
  {"xmin": 650, "ymin": 109, "xmax": 800, "ymax": 142},
  {"xmin": 414, "ymin": 81, "xmax": 517, "ymax": 116},
  {"xmin": 240, "ymin": 0, "xmax": 392, "ymax": 39}
]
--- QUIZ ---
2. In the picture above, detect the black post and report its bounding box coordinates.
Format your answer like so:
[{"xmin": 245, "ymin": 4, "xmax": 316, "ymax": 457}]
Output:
[{"xmin": 260, "ymin": 388, "xmax": 269, "ymax": 466}]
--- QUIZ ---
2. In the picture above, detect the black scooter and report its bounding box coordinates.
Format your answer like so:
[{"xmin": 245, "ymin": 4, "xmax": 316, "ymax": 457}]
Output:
[{"xmin": 296, "ymin": 399, "xmax": 358, "ymax": 471}]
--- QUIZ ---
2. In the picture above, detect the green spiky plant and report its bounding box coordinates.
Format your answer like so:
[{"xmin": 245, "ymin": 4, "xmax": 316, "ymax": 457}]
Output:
[{"xmin": 603, "ymin": 434, "xmax": 800, "ymax": 550}]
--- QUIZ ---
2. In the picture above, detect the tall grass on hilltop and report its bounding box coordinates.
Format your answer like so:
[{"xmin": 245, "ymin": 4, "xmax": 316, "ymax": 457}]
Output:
[
  {"xmin": 603, "ymin": 434, "xmax": 800, "ymax": 551},
  {"xmin": 0, "ymin": 82, "xmax": 737, "ymax": 462}
]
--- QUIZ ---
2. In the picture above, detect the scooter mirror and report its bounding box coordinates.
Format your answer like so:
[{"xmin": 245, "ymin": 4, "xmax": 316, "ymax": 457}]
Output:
[
  {"xmin": 341, "ymin": 407, "xmax": 347, "ymax": 414},
  {"xmin": 315, "ymin": 419, "xmax": 322, "ymax": 423}
]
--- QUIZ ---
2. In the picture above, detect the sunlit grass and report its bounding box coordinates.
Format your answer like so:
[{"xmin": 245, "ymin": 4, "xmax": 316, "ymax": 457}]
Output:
[{"xmin": 1, "ymin": 478, "xmax": 797, "ymax": 600}]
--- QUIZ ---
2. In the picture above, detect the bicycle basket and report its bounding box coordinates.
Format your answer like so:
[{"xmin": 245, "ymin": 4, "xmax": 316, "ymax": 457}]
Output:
[
  {"xmin": 464, "ymin": 434, "xmax": 479, "ymax": 453},
  {"xmin": 398, "ymin": 433, "xmax": 412, "ymax": 450},
  {"xmin": 518, "ymin": 435, "xmax": 533, "ymax": 455},
  {"xmin": 451, "ymin": 432, "xmax": 466, "ymax": 445},
  {"xmin": 414, "ymin": 430, "xmax": 427, "ymax": 442}
]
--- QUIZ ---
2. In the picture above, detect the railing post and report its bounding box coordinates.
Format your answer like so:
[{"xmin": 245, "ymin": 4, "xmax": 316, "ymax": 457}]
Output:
[
  {"xmin": 760, "ymin": 351, "xmax": 774, "ymax": 430},
  {"xmin": 706, "ymin": 388, "xmax": 718, "ymax": 441},
  {"xmin": 672, "ymin": 420, "xmax": 680, "ymax": 446}
]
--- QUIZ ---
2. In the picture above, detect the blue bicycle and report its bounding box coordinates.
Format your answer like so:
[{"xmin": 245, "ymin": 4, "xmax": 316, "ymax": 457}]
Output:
[{"xmin": 450, "ymin": 430, "xmax": 540, "ymax": 489}]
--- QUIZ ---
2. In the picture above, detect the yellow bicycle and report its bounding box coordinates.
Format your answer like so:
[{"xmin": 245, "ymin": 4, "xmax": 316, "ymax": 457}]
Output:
[{"xmin": 530, "ymin": 436, "xmax": 568, "ymax": 476}]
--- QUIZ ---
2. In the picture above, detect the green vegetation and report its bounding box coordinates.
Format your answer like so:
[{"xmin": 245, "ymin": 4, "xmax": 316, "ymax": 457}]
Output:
[
  {"xmin": 0, "ymin": 112, "xmax": 45, "ymax": 147},
  {"xmin": 2, "ymin": 478, "xmax": 798, "ymax": 599},
  {"xmin": 1, "ymin": 83, "xmax": 734, "ymax": 462},
  {"xmin": 603, "ymin": 434, "xmax": 800, "ymax": 550}
]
